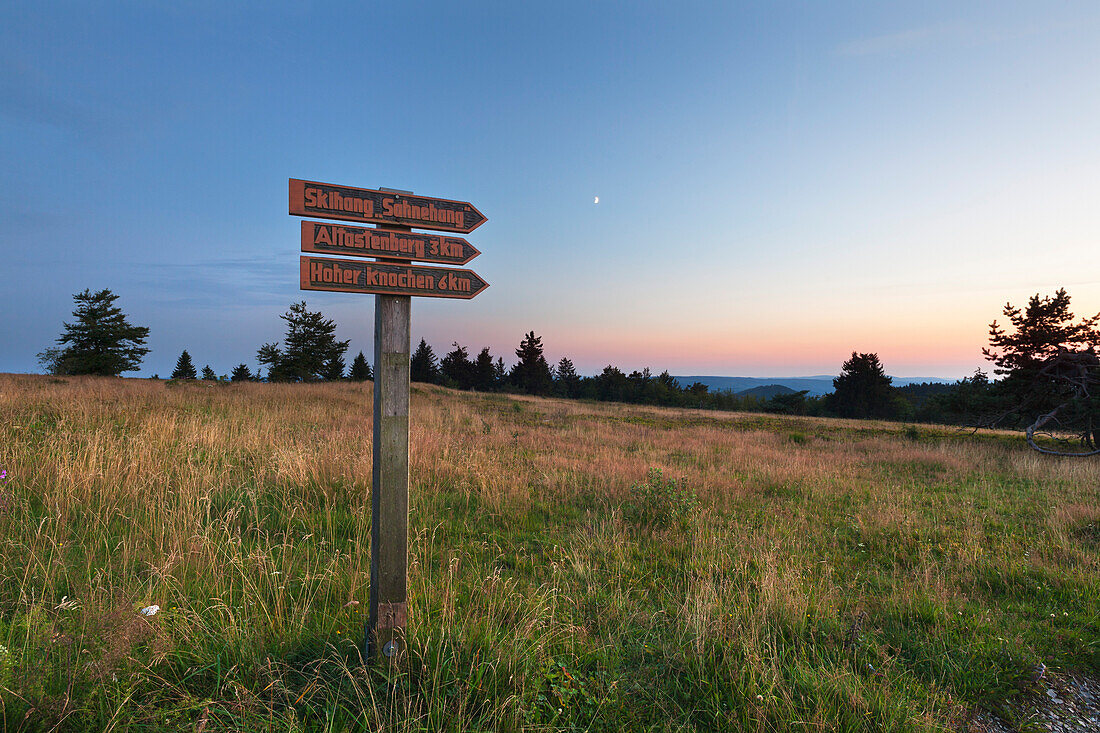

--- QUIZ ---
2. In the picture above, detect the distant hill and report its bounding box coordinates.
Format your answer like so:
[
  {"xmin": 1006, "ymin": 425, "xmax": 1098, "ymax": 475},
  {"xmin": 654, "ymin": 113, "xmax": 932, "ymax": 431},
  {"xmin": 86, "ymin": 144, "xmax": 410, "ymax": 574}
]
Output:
[
  {"xmin": 674, "ymin": 375, "xmax": 953, "ymax": 397},
  {"xmin": 674, "ymin": 376, "xmax": 835, "ymax": 396},
  {"xmin": 734, "ymin": 384, "xmax": 798, "ymax": 399}
]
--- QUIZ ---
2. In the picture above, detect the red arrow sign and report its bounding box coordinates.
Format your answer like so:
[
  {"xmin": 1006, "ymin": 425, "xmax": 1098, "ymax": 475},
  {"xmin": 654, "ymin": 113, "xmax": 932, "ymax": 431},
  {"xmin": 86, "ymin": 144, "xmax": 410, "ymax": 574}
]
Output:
[
  {"xmin": 300, "ymin": 256, "xmax": 489, "ymax": 299},
  {"xmin": 300, "ymin": 221, "xmax": 480, "ymax": 266},
  {"xmin": 290, "ymin": 179, "xmax": 486, "ymax": 233}
]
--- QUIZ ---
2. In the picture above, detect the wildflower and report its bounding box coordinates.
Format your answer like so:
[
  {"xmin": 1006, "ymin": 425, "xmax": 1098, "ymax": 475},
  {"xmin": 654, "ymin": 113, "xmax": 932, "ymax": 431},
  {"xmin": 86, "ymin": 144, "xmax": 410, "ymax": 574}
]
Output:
[
  {"xmin": 0, "ymin": 469, "xmax": 7, "ymax": 481},
  {"xmin": 140, "ymin": 605, "xmax": 160, "ymax": 616}
]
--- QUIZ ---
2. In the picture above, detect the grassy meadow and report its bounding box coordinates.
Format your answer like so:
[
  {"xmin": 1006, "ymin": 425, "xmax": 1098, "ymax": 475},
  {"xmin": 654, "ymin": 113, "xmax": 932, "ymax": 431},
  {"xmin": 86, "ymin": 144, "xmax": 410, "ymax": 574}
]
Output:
[{"xmin": 0, "ymin": 374, "xmax": 1098, "ymax": 731}]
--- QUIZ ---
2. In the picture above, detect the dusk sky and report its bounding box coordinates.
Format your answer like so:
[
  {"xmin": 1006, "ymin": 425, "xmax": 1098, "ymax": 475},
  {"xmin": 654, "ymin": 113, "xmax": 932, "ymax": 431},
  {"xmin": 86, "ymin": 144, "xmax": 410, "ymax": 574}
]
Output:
[{"xmin": 3, "ymin": 2, "xmax": 1098, "ymax": 380}]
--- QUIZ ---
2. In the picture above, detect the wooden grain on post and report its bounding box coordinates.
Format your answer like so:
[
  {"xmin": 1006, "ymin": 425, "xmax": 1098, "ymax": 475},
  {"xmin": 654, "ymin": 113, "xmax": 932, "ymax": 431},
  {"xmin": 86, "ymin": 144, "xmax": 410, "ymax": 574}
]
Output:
[{"xmin": 370, "ymin": 293, "xmax": 411, "ymax": 662}]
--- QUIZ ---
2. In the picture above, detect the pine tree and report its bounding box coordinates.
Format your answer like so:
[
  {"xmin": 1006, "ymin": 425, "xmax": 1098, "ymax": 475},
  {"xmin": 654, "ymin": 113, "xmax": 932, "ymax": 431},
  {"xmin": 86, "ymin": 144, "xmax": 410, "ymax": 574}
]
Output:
[
  {"xmin": 230, "ymin": 363, "xmax": 253, "ymax": 381},
  {"xmin": 349, "ymin": 351, "xmax": 373, "ymax": 381},
  {"xmin": 38, "ymin": 289, "xmax": 150, "ymax": 376},
  {"xmin": 493, "ymin": 357, "xmax": 506, "ymax": 386},
  {"xmin": 411, "ymin": 339, "xmax": 440, "ymax": 384},
  {"xmin": 510, "ymin": 331, "xmax": 553, "ymax": 395},
  {"xmin": 201, "ymin": 365, "xmax": 217, "ymax": 381},
  {"xmin": 172, "ymin": 350, "xmax": 198, "ymax": 380}
]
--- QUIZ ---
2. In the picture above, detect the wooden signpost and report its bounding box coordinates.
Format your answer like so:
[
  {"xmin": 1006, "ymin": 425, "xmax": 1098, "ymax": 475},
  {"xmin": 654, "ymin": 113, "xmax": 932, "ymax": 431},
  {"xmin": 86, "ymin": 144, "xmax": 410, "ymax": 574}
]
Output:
[{"xmin": 289, "ymin": 178, "xmax": 488, "ymax": 662}]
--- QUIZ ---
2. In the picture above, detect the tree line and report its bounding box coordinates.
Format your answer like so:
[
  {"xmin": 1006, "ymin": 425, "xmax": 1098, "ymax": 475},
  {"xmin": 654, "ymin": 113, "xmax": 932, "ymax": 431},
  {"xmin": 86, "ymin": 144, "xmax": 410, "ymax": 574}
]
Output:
[{"xmin": 37, "ymin": 288, "xmax": 1100, "ymax": 450}]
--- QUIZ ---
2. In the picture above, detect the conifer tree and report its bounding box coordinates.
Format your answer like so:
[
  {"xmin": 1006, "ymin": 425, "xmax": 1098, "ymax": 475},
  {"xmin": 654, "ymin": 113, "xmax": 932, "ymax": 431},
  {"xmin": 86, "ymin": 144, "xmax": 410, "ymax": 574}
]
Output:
[
  {"xmin": 201, "ymin": 365, "xmax": 217, "ymax": 381},
  {"xmin": 410, "ymin": 339, "xmax": 440, "ymax": 383},
  {"xmin": 510, "ymin": 331, "xmax": 553, "ymax": 395},
  {"xmin": 172, "ymin": 350, "xmax": 197, "ymax": 380},
  {"xmin": 982, "ymin": 289, "xmax": 1100, "ymax": 451},
  {"xmin": 230, "ymin": 363, "xmax": 253, "ymax": 381},
  {"xmin": 38, "ymin": 289, "xmax": 150, "ymax": 376},
  {"xmin": 474, "ymin": 347, "xmax": 496, "ymax": 390},
  {"xmin": 257, "ymin": 302, "xmax": 349, "ymax": 382},
  {"xmin": 441, "ymin": 342, "xmax": 475, "ymax": 389},
  {"xmin": 349, "ymin": 351, "xmax": 373, "ymax": 381},
  {"xmin": 827, "ymin": 352, "xmax": 897, "ymax": 419},
  {"xmin": 555, "ymin": 356, "xmax": 580, "ymax": 397},
  {"xmin": 322, "ymin": 353, "xmax": 346, "ymax": 381}
]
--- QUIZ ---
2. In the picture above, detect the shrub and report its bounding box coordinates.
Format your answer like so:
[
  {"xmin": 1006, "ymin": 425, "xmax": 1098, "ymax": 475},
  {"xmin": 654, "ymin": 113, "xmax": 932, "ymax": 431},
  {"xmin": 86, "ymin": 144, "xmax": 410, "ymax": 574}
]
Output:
[{"xmin": 622, "ymin": 468, "xmax": 697, "ymax": 531}]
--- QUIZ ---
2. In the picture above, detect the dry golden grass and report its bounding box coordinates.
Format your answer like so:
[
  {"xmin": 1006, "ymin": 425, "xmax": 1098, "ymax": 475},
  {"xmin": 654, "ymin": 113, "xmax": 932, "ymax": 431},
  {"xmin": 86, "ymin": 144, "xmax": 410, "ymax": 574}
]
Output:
[{"xmin": 0, "ymin": 374, "xmax": 1097, "ymax": 731}]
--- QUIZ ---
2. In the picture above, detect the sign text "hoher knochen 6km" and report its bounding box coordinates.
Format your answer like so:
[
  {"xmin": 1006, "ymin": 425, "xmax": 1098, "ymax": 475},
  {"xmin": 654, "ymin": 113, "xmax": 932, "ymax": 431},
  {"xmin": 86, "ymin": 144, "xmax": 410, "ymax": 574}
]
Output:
[
  {"xmin": 290, "ymin": 179, "xmax": 486, "ymax": 233},
  {"xmin": 300, "ymin": 256, "xmax": 489, "ymax": 300},
  {"xmin": 301, "ymin": 221, "xmax": 480, "ymax": 266}
]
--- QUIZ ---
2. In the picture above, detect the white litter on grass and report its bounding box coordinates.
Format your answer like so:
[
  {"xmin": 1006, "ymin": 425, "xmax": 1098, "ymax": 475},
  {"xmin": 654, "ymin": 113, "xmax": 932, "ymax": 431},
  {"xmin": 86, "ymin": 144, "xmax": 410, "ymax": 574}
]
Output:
[{"xmin": 139, "ymin": 605, "xmax": 160, "ymax": 617}]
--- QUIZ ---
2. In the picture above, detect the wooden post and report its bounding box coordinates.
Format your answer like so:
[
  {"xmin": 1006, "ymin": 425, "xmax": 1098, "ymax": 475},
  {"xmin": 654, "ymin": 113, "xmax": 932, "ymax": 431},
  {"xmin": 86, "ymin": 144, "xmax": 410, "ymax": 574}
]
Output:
[{"xmin": 368, "ymin": 269, "xmax": 411, "ymax": 661}]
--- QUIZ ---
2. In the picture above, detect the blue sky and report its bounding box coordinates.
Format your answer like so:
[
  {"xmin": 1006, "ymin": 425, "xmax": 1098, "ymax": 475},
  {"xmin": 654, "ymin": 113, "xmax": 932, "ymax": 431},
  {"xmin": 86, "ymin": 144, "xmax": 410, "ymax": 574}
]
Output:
[{"xmin": 2, "ymin": 1, "xmax": 1098, "ymax": 379}]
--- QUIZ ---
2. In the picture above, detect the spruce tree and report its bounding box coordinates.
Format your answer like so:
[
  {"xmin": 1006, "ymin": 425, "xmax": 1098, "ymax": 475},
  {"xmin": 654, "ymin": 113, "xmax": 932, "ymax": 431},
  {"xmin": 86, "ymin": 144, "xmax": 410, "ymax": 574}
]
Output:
[
  {"xmin": 349, "ymin": 351, "xmax": 373, "ymax": 381},
  {"xmin": 257, "ymin": 302, "xmax": 349, "ymax": 382},
  {"xmin": 410, "ymin": 339, "xmax": 440, "ymax": 384},
  {"xmin": 322, "ymin": 353, "xmax": 346, "ymax": 381},
  {"xmin": 201, "ymin": 365, "xmax": 217, "ymax": 381},
  {"xmin": 555, "ymin": 356, "xmax": 580, "ymax": 397},
  {"xmin": 172, "ymin": 350, "xmax": 198, "ymax": 380},
  {"xmin": 38, "ymin": 289, "xmax": 150, "ymax": 376},
  {"xmin": 230, "ymin": 363, "xmax": 253, "ymax": 381},
  {"xmin": 441, "ymin": 342, "xmax": 475, "ymax": 389},
  {"xmin": 983, "ymin": 289, "xmax": 1100, "ymax": 448},
  {"xmin": 510, "ymin": 331, "xmax": 553, "ymax": 395},
  {"xmin": 474, "ymin": 347, "xmax": 496, "ymax": 390},
  {"xmin": 827, "ymin": 352, "xmax": 897, "ymax": 419}
]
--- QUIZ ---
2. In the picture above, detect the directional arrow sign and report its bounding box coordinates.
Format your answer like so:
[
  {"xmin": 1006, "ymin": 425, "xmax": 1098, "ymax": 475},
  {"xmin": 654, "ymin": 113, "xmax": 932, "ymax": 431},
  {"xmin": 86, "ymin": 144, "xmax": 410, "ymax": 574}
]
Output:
[
  {"xmin": 300, "ymin": 256, "xmax": 489, "ymax": 300},
  {"xmin": 290, "ymin": 179, "xmax": 486, "ymax": 233},
  {"xmin": 300, "ymin": 221, "xmax": 480, "ymax": 266}
]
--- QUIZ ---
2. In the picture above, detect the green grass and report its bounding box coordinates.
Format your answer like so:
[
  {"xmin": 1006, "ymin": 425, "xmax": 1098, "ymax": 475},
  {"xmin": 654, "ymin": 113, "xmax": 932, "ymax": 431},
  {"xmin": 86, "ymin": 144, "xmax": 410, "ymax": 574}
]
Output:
[{"xmin": 0, "ymin": 375, "xmax": 1097, "ymax": 731}]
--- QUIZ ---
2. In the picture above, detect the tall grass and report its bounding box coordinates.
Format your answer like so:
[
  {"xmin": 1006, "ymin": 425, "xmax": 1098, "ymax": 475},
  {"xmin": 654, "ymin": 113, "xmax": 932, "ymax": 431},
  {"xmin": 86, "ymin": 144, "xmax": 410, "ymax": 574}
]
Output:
[{"xmin": 0, "ymin": 374, "xmax": 1096, "ymax": 731}]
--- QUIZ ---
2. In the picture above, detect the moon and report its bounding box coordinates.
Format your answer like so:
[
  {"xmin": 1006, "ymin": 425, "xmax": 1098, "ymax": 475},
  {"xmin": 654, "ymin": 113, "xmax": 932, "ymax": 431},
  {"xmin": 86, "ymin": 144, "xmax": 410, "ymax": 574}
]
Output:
[{"xmin": 593, "ymin": 196, "xmax": 599, "ymax": 204}]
